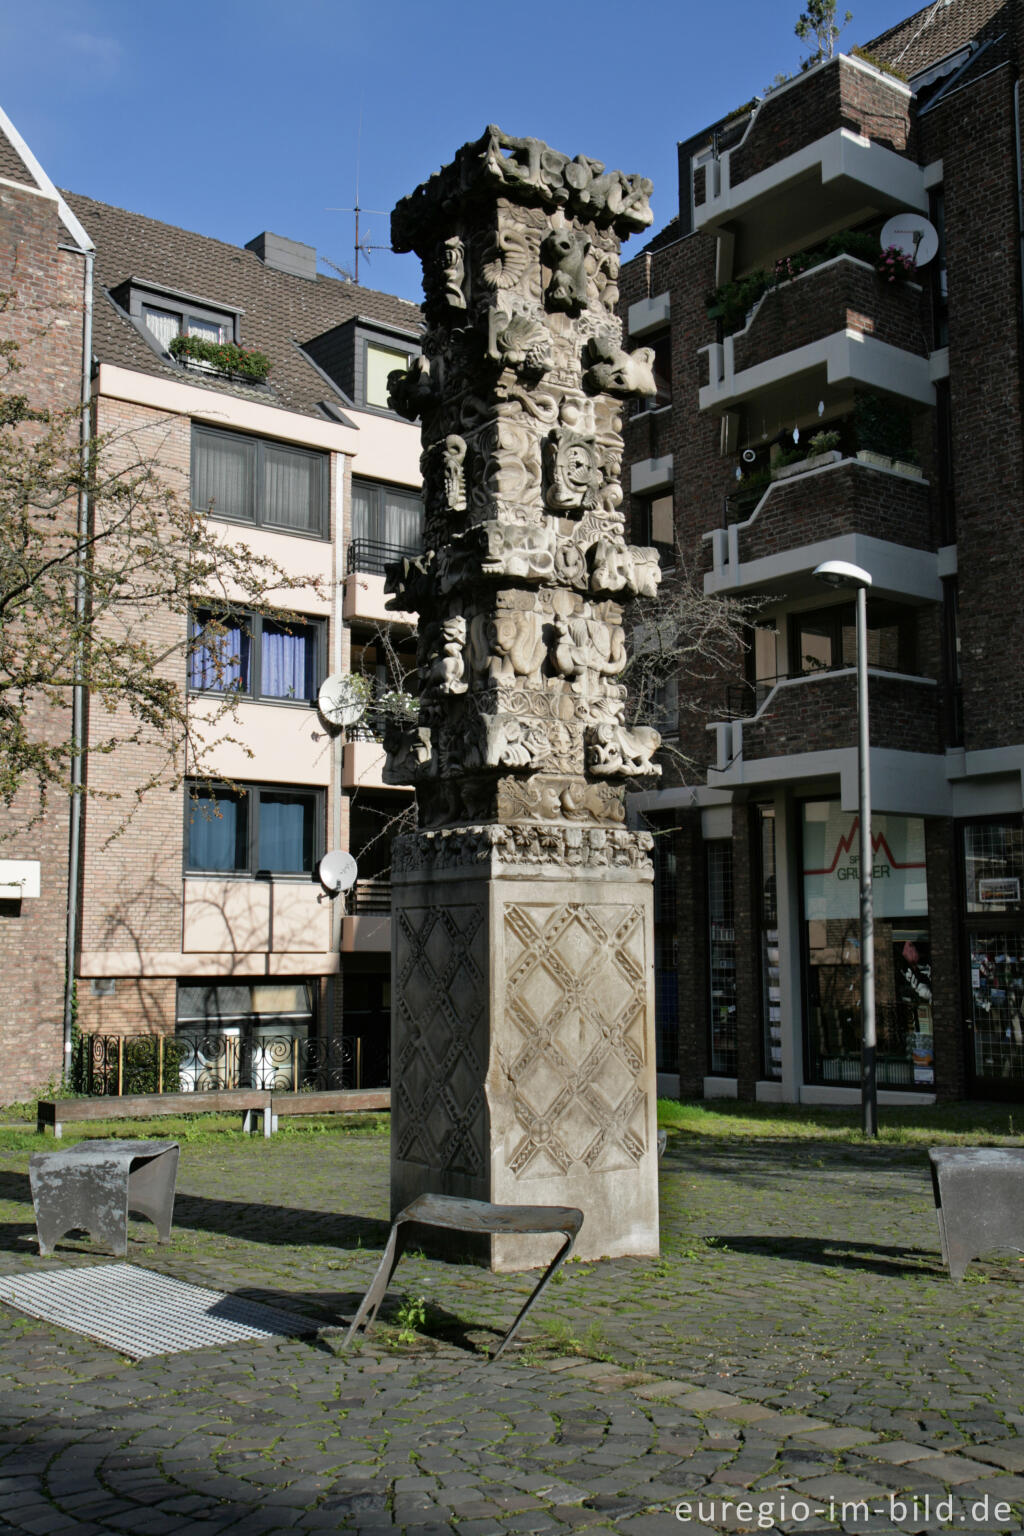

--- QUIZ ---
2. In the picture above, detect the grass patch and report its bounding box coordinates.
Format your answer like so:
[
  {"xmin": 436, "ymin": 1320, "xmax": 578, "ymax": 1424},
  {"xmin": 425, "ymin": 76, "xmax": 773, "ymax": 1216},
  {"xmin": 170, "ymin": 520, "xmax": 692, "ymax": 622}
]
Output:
[
  {"xmin": 0, "ymin": 1111, "xmax": 390, "ymax": 1151},
  {"xmin": 657, "ymin": 1097, "xmax": 1022, "ymax": 1146}
]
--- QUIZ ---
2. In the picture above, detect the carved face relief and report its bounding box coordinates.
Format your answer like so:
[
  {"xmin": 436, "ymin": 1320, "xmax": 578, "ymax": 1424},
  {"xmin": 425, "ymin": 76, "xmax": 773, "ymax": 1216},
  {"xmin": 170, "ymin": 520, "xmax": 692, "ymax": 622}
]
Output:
[
  {"xmin": 441, "ymin": 435, "xmax": 468, "ymax": 513},
  {"xmin": 541, "ymin": 228, "xmax": 591, "ymax": 316},
  {"xmin": 442, "ymin": 236, "xmax": 467, "ymax": 308},
  {"xmin": 545, "ymin": 428, "xmax": 603, "ymax": 513}
]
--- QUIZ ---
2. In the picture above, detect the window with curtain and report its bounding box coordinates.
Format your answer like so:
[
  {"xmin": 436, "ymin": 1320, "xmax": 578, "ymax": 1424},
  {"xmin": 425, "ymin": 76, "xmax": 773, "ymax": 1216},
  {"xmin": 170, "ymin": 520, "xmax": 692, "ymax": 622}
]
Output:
[
  {"xmin": 350, "ymin": 479, "xmax": 424, "ymax": 564},
  {"xmin": 185, "ymin": 782, "xmax": 321, "ymax": 875},
  {"xmin": 188, "ymin": 609, "xmax": 321, "ymax": 703},
  {"xmin": 136, "ymin": 290, "xmax": 232, "ymax": 350},
  {"xmin": 192, "ymin": 426, "xmax": 327, "ymax": 538}
]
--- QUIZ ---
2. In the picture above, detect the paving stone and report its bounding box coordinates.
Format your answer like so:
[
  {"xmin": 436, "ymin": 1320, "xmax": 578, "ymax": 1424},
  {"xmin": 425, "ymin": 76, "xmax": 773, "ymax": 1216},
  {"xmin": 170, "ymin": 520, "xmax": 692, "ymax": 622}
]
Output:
[
  {"xmin": 863, "ymin": 1440, "xmax": 937, "ymax": 1464},
  {"xmin": 795, "ymin": 1427, "xmax": 882, "ymax": 1449},
  {"xmin": 968, "ymin": 1440, "xmax": 1024, "ymax": 1472},
  {"xmin": 910, "ymin": 1453, "xmax": 1003, "ymax": 1484}
]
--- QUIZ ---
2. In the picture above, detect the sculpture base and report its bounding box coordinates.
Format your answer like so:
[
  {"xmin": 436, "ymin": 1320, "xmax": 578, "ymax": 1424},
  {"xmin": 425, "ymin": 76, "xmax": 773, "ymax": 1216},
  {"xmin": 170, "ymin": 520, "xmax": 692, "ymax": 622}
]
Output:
[{"xmin": 390, "ymin": 827, "xmax": 660, "ymax": 1271}]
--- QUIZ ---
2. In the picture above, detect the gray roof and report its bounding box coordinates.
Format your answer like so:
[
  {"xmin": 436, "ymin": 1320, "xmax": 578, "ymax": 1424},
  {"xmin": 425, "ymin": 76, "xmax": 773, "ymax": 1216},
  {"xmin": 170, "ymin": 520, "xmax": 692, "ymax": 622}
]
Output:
[
  {"xmin": 62, "ymin": 190, "xmax": 423, "ymax": 421},
  {"xmin": 0, "ymin": 124, "xmax": 39, "ymax": 188},
  {"xmin": 867, "ymin": 0, "xmax": 1011, "ymax": 76}
]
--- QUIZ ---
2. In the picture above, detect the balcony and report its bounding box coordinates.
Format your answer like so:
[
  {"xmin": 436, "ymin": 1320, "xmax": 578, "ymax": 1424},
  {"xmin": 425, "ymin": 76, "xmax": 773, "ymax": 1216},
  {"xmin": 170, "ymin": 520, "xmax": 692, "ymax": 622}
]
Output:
[
  {"xmin": 700, "ymin": 257, "xmax": 933, "ymax": 425},
  {"xmin": 343, "ymin": 539, "xmax": 419, "ymax": 626},
  {"xmin": 704, "ymin": 455, "xmax": 942, "ymax": 601},
  {"xmin": 342, "ymin": 879, "xmax": 391, "ymax": 954},
  {"xmin": 694, "ymin": 55, "xmax": 926, "ymax": 270},
  {"xmin": 711, "ymin": 668, "xmax": 941, "ymax": 782}
]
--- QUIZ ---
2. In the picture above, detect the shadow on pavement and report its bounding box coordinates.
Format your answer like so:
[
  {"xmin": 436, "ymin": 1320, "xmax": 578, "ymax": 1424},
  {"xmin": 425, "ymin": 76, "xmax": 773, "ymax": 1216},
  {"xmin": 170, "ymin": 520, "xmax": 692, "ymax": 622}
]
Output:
[{"xmin": 712, "ymin": 1232, "xmax": 949, "ymax": 1277}]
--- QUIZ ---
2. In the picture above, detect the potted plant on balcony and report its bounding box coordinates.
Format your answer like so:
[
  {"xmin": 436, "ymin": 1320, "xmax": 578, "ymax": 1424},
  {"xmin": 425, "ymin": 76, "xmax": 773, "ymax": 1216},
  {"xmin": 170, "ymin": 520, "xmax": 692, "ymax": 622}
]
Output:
[{"xmin": 168, "ymin": 335, "xmax": 272, "ymax": 382}]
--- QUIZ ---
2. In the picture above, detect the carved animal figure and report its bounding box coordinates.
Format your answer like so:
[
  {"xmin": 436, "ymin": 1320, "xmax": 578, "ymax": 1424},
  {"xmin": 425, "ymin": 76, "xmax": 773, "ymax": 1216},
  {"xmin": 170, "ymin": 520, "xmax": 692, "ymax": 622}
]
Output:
[
  {"xmin": 587, "ymin": 723, "xmax": 662, "ymax": 777},
  {"xmin": 582, "ymin": 334, "xmax": 656, "ymax": 399},
  {"xmin": 541, "ymin": 228, "xmax": 591, "ymax": 315},
  {"xmin": 468, "ymin": 610, "xmax": 548, "ymax": 686}
]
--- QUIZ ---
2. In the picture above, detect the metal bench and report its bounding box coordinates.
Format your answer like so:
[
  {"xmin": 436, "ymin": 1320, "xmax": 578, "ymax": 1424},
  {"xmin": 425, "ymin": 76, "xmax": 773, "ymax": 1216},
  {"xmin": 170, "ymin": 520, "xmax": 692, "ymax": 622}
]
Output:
[
  {"xmin": 36, "ymin": 1090, "xmax": 272, "ymax": 1138},
  {"xmin": 29, "ymin": 1139, "xmax": 180, "ymax": 1258},
  {"xmin": 929, "ymin": 1147, "xmax": 1024, "ymax": 1280},
  {"xmin": 344, "ymin": 1193, "xmax": 584, "ymax": 1362}
]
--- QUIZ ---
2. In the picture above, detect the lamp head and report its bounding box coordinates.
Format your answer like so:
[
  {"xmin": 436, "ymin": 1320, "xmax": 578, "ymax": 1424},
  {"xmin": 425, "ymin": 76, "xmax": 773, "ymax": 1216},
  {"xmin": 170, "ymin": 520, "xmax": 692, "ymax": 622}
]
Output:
[{"xmin": 813, "ymin": 559, "xmax": 872, "ymax": 590}]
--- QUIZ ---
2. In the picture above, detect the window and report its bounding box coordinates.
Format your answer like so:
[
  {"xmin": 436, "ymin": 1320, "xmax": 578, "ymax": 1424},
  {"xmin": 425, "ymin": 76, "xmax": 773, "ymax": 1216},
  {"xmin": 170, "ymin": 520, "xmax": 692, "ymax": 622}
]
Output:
[
  {"xmin": 349, "ymin": 479, "xmax": 424, "ymax": 572},
  {"xmin": 192, "ymin": 426, "xmax": 327, "ymax": 538},
  {"xmin": 364, "ymin": 340, "xmax": 413, "ymax": 409},
  {"xmin": 121, "ymin": 283, "xmax": 238, "ymax": 353},
  {"xmin": 186, "ymin": 782, "xmax": 321, "ymax": 876},
  {"xmin": 962, "ymin": 819, "xmax": 1024, "ymax": 1092},
  {"xmin": 789, "ymin": 601, "xmax": 917, "ymax": 678},
  {"xmin": 188, "ymin": 609, "xmax": 322, "ymax": 703}
]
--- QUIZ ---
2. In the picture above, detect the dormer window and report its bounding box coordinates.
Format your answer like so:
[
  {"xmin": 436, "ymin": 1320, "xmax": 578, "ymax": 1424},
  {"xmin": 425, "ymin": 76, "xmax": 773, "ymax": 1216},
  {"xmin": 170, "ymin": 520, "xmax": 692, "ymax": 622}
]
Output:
[
  {"xmin": 116, "ymin": 279, "xmax": 241, "ymax": 357},
  {"xmin": 364, "ymin": 340, "xmax": 412, "ymax": 410}
]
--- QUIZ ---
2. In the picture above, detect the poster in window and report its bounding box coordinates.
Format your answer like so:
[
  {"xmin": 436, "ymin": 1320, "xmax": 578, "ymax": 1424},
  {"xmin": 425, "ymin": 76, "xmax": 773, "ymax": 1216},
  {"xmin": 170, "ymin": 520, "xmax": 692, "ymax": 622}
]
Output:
[{"xmin": 803, "ymin": 805, "xmax": 927, "ymax": 920}]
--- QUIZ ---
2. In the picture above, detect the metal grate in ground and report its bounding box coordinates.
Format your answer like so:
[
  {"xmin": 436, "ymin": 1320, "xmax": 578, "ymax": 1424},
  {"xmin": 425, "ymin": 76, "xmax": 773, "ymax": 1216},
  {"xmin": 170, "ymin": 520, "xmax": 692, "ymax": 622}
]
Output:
[{"xmin": 0, "ymin": 1264, "xmax": 317, "ymax": 1358}]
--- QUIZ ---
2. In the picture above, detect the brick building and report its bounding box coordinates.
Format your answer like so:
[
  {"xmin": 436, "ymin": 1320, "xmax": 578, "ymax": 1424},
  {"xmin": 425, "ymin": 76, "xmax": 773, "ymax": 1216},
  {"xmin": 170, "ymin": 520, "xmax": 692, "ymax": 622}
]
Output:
[
  {"xmin": 0, "ymin": 110, "xmax": 423, "ymax": 1102},
  {"xmin": 622, "ymin": 0, "xmax": 1024, "ymax": 1103}
]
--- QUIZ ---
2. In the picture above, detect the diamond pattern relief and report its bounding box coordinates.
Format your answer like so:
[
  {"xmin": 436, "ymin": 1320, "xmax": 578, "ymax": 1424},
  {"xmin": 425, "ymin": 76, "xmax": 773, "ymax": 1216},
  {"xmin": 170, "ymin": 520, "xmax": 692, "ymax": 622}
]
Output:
[
  {"xmin": 393, "ymin": 903, "xmax": 488, "ymax": 1176},
  {"xmin": 503, "ymin": 900, "xmax": 650, "ymax": 1179}
]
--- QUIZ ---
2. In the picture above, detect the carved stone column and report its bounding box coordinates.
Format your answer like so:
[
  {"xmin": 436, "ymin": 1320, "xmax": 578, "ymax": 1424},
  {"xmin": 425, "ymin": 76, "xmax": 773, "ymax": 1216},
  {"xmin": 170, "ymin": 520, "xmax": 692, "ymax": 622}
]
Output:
[{"xmin": 385, "ymin": 127, "xmax": 662, "ymax": 1268}]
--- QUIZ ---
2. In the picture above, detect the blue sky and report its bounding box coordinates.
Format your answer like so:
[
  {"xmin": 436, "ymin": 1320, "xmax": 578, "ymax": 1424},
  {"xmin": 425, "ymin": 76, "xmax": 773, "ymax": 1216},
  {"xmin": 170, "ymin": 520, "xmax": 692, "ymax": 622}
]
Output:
[{"xmin": 2, "ymin": 0, "xmax": 915, "ymax": 304}]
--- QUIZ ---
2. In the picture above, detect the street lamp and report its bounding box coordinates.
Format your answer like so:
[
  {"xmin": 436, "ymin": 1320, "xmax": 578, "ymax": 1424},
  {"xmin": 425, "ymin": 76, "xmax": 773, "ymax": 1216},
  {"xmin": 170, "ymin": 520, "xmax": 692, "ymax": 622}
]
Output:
[{"xmin": 813, "ymin": 559, "xmax": 877, "ymax": 1138}]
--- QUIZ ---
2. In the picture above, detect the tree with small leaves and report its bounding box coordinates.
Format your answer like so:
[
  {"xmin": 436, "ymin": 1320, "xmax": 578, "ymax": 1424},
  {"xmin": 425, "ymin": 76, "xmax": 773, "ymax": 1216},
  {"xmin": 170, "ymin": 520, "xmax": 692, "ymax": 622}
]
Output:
[
  {"xmin": 795, "ymin": 0, "xmax": 852, "ymax": 67},
  {"xmin": 0, "ymin": 291, "xmax": 323, "ymax": 835}
]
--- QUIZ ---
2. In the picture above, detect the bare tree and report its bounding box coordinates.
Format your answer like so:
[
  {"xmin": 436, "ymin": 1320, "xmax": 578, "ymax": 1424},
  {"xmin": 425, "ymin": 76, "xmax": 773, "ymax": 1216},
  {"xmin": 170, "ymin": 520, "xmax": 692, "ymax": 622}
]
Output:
[{"xmin": 0, "ymin": 292, "xmax": 323, "ymax": 832}]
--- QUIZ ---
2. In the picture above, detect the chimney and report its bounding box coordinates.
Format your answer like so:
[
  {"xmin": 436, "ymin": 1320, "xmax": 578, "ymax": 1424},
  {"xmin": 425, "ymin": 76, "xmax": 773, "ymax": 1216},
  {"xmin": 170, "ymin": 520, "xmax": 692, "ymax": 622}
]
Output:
[{"xmin": 246, "ymin": 231, "xmax": 316, "ymax": 280}]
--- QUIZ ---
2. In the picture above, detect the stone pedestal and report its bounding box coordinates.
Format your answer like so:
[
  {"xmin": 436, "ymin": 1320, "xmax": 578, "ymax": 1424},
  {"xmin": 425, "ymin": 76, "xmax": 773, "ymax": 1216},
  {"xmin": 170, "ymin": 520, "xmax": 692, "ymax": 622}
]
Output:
[
  {"xmin": 384, "ymin": 127, "xmax": 661, "ymax": 1267},
  {"xmin": 391, "ymin": 828, "xmax": 658, "ymax": 1270}
]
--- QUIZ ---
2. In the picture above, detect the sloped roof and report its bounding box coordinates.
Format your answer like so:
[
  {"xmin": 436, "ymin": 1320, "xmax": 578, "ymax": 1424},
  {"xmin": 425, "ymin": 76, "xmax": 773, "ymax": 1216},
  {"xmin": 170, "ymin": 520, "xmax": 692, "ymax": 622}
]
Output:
[
  {"xmin": 62, "ymin": 191, "xmax": 423, "ymax": 421},
  {"xmin": 867, "ymin": 0, "xmax": 1011, "ymax": 76},
  {"xmin": 0, "ymin": 123, "xmax": 40, "ymax": 188}
]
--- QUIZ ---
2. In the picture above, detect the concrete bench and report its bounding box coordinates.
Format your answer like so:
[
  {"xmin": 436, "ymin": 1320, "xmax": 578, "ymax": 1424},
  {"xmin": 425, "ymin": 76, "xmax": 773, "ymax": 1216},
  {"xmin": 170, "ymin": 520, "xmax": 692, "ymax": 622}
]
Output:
[
  {"xmin": 36, "ymin": 1090, "xmax": 272, "ymax": 1139},
  {"xmin": 29, "ymin": 1139, "xmax": 179, "ymax": 1257},
  {"xmin": 929, "ymin": 1147, "xmax": 1024, "ymax": 1280},
  {"xmin": 344, "ymin": 1193, "xmax": 583, "ymax": 1362},
  {"xmin": 269, "ymin": 1088, "xmax": 390, "ymax": 1130}
]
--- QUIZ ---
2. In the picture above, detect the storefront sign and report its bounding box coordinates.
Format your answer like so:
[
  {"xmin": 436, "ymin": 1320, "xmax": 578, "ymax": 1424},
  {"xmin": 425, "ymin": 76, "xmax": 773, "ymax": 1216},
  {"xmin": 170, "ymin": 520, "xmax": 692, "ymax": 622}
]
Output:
[
  {"xmin": 803, "ymin": 806, "xmax": 927, "ymax": 919},
  {"xmin": 978, "ymin": 877, "xmax": 1022, "ymax": 905}
]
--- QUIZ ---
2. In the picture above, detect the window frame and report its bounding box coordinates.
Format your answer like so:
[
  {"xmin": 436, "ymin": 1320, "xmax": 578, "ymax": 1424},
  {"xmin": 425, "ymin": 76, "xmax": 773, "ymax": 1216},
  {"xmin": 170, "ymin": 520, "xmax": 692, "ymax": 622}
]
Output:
[
  {"xmin": 188, "ymin": 607, "xmax": 326, "ymax": 707},
  {"xmin": 184, "ymin": 780, "xmax": 324, "ymax": 880},
  {"xmin": 191, "ymin": 424, "xmax": 330, "ymax": 541},
  {"xmin": 362, "ymin": 335, "xmax": 414, "ymax": 413},
  {"xmin": 788, "ymin": 600, "xmax": 918, "ymax": 680},
  {"xmin": 126, "ymin": 281, "xmax": 241, "ymax": 348}
]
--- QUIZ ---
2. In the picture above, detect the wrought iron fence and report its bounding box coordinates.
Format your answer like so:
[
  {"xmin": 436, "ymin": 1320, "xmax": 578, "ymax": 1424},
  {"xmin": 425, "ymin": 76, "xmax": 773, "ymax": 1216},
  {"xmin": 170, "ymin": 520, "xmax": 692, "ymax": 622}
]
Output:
[{"xmin": 74, "ymin": 1032, "xmax": 389, "ymax": 1096}]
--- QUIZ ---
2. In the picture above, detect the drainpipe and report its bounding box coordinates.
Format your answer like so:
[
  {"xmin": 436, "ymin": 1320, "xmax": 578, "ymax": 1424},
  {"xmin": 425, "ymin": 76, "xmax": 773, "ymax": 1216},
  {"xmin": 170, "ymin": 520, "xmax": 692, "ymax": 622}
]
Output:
[
  {"xmin": 58, "ymin": 241, "xmax": 94, "ymax": 1088},
  {"xmin": 1015, "ymin": 80, "xmax": 1024, "ymax": 366}
]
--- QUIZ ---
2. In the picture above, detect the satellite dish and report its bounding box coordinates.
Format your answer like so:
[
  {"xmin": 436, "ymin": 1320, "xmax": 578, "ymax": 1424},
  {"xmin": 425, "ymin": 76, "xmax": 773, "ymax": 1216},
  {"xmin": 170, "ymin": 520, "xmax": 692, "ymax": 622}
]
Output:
[
  {"xmin": 880, "ymin": 213, "xmax": 939, "ymax": 268},
  {"xmin": 317, "ymin": 673, "xmax": 367, "ymax": 727},
  {"xmin": 318, "ymin": 849, "xmax": 358, "ymax": 892}
]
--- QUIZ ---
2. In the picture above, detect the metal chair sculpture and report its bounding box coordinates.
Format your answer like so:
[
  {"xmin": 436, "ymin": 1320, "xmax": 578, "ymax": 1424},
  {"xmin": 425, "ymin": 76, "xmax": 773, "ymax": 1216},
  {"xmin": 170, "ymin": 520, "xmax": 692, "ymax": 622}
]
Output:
[{"xmin": 344, "ymin": 1193, "xmax": 583, "ymax": 1362}]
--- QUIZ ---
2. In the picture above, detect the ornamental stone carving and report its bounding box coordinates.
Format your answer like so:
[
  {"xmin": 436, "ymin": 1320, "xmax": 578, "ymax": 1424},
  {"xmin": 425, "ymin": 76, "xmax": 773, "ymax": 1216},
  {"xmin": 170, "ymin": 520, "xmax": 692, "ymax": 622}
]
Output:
[{"xmin": 386, "ymin": 126, "xmax": 664, "ymax": 827}]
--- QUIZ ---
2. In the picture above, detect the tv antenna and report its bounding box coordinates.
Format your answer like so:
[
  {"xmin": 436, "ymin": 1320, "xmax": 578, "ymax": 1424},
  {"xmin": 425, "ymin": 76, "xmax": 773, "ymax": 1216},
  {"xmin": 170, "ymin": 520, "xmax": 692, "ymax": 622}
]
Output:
[{"xmin": 326, "ymin": 109, "xmax": 392, "ymax": 285}]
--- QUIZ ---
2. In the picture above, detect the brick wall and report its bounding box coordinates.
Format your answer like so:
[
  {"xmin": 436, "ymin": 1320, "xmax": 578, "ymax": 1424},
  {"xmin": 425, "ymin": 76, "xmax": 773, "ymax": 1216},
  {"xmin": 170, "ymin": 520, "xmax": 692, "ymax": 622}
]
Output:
[
  {"xmin": 732, "ymin": 460, "xmax": 936, "ymax": 564},
  {"xmin": 0, "ymin": 187, "xmax": 86, "ymax": 1102},
  {"xmin": 741, "ymin": 672, "xmax": 941, "ymax": 759},
  {"xmin": 730, "ymin": 57, "xmax": 912, "ymax": 187},
  {"xmin": 732, "ymin": 259, "xmax": 928, "ymax": 374}
]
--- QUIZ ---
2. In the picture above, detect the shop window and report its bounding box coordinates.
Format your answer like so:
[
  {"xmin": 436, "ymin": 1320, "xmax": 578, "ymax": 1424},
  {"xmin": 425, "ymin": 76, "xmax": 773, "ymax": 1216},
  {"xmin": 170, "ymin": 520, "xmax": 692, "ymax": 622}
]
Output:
[
  {"xmin": 185, "ymin": 782, "xmax": 321, "ymax": 876},
  {"xmin": 188, "ymin": 609, "xmax": 322, "ymax": 703},
  {"xmin": 789, "ymin": 600, "xmax": 917, "ymax": 678},
  {"xmin": 192, "ymin": 425, "xmax": 328, "ymax": 538},
  {"xmin": 801, "ymin": 801, "xmax": 932, "ymax": 1089},
  {"xmin": 962, "ymin": 819, "xmax": 1024, "ymax": 1090},
  {"xmin": 707, "ymin": 842, "xmax": 737, "ymax": 1075}
]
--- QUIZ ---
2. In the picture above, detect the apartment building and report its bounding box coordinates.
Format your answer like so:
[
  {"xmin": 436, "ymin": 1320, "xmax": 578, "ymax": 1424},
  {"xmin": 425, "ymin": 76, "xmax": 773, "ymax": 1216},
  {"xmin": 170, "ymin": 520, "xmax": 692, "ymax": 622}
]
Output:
[
  {"xmin": 0, "ymin": 109, "xmax": 423, "ymax": 1101},
  {"xmin": 622, "ymin": 0, "xmax": 1024, "ymax": 1103}
]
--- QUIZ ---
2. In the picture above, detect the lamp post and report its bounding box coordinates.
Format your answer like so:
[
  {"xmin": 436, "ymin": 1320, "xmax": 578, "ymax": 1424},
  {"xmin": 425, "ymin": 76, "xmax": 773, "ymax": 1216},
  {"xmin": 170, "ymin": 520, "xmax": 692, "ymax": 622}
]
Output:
[{"xmin": 813, "ymin": 559, "xmax": 877, "ymax": 1137}]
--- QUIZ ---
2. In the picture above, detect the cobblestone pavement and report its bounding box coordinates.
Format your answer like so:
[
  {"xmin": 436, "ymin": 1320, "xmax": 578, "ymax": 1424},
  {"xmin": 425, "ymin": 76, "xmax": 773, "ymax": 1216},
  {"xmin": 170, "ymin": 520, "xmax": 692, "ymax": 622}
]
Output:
[{"xmin": 0, "ymin": 1130, "xmax": 1023, "ymax": 1534}]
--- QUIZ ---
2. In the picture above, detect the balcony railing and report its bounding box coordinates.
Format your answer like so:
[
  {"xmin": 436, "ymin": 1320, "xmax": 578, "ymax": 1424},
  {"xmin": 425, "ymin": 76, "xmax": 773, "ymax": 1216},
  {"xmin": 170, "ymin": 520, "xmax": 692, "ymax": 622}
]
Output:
[
  {"xmin": 72, "ymin": 1031, "xmax": 390, "ymax": 1095},
  {"xmin": 346, "ymin": 538, "xmax": 421, "ymax": 577},
  {"xmin": 729, "ymin": 669, "xmax": 940, "ymax": 764}
]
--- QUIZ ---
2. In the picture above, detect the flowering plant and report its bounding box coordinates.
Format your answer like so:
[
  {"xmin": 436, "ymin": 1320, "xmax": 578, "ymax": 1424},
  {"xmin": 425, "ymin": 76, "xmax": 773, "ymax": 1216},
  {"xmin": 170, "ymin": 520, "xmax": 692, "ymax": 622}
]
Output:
[
  {"xmin": 169, "ymin": 334, "xmax": 272, "ymax": 381},
  {"xmin": 877, "ymin": 245, "xmax": 916, "ymax": 284}
]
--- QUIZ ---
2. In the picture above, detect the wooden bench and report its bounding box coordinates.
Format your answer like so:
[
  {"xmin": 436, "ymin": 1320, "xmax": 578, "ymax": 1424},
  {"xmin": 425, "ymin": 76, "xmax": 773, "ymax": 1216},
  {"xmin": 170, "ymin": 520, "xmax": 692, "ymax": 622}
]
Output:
[
  {"xmin": 269, "ymin": 1088, "xmax": 390, "ymax": 1131},
  {"xmin": 36, "ymin": 1090, "xmax": 273, "ymax": 1139}
]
